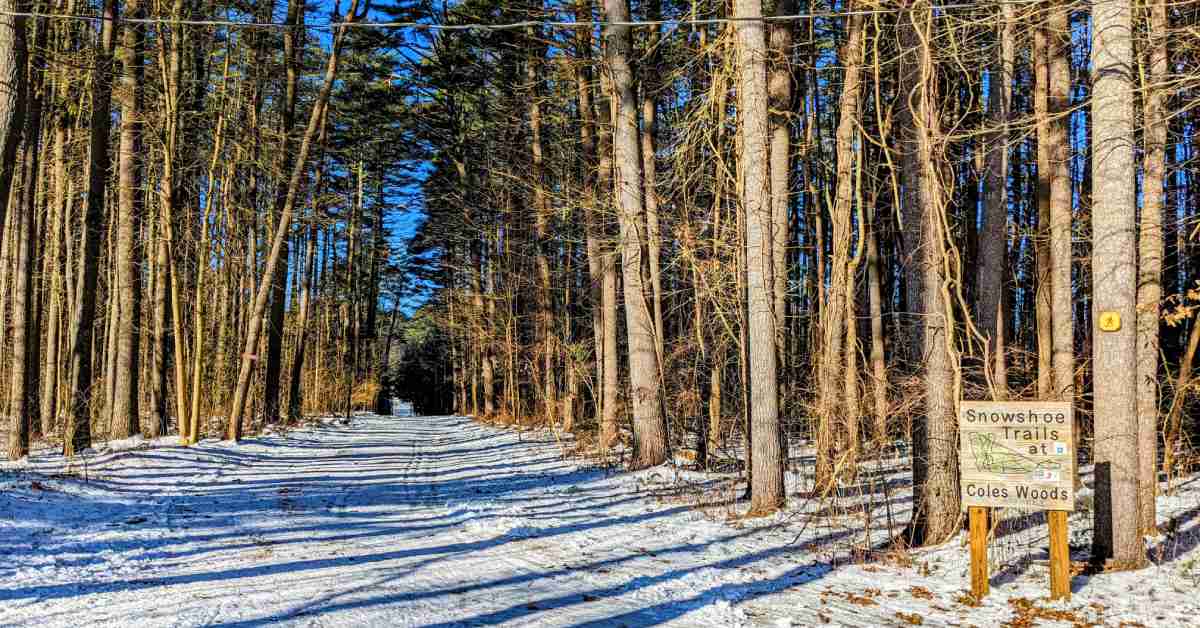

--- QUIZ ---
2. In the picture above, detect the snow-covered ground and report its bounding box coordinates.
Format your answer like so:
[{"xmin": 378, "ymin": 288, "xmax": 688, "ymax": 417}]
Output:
[{"xmin": 1, "ymin": 414, "xmax": 1198, "ymax": 627}]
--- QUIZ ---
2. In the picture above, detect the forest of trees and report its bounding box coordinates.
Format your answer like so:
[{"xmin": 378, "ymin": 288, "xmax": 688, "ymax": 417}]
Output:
[
  {"xmin": 0, "ymin": 2, "xmax": 418, "ymax": 455},
  {"xmin": 407, "ymin": 0, "xmax": 1200, "ymax": 567},
  {"xmin": 1, "ymin": 0, "xmax": 1199, "ymax": 573}
]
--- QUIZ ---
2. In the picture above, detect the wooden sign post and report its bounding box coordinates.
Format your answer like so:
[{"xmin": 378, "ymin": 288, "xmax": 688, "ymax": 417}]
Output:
[{"xmin": 959, "ymin": 401, "xmax": 1074, "ymax": 601}]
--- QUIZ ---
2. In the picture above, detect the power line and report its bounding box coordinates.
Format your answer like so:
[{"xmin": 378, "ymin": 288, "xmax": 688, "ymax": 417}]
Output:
[{"xmin": 0, "ymin": 1, "xmax": 1045, "ymax": 32}]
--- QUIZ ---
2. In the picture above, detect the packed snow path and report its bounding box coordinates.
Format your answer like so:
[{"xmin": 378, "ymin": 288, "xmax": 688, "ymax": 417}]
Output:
[
  {"xmin": 3, "ymin": 414, "xmax": 794, "ymax": 627},
  {"xmin": 3, "ymin": 414, "xmax": 1199, "ymax": 627}
]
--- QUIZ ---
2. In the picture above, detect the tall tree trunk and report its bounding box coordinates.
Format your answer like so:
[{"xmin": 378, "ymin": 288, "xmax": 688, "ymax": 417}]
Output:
[
  {"xmin": 895, "ymin": 5, "xmax": 922, "ymax": 360},
  {"xmin": 153, "ymin": 0, "xmax": 194, "ymax": 441},
  {"xmin": 603, "ymin": 0, "xmax": 667, "ymax": 468},
  {"xmin": 768, "ymin": 0, "xmax": 793, "ymax": 355},
  {"xmin": 978, "ymin": 2, "xmax": 1013, "ymax": 400},
  {"xmin": 262, "ymin": 0, "xmax": 304, "ymax": 425},
  {"xmin": 187, "ymin": 90, "xmax": 230, "ymax": 442},
  {"xmin": 286, "ymin": 92, "xmax": 323, "ymax": 424},
  {"xmin": 478, "ymin": 246, "xmax": 495, "ymax": 416},
  {"xmin": 844, "ymin": 150, "xmax": 868, "ymax": 476},
  {"xmin": 1136, "ymin": 0, "xmax": 1168, "ymax": 535},
  {"xmin": 0, "ymin": 0, "xmax": 25, "ymax": 250},
  {"xmin": 288, "ymin": 212, "xmax": 319, "ymax": 420},
  {"xmin": 1047, "ymin": 5, "xmax": 1074, "ymax": 405},
  {"xmin": 1090, "ymin": 0, "xmax": 1143, "ymax": 569},
  {"xmin": 734, "ymin": 0, "xmax": 783, "ymax": 512},
  {"xmin": 41, "ymin": 119, "xmax": 67, "ymax": 437},
  {"xmin": 2, "ymin": 2, "xmax": 29, "ymax": 460},
  {"xmin": 21, "ymin": 6, "xmax": 51, "ymax": 441},
  {"xmin": 1033, "ymin": 18, "xmax": 1053, "ymax": 400},
  {"xmin": 111, "ymin": 0, "xmax": 145, "ymax": 439},
  {"xmin": 104, "ymin": 264, "xmax": 119, "ymax": 426},
  {"xmin": 524, "ymin": 3, "xmax": 554, "ymax": 425},
  {"xmin": 149, "ymin": 200, "xmax": 170, "ymax": 437},
  {"xmin": 816, "ymin": 6, "xmax": 864, "ymax": 491},
  {"xmin": 598, "ymin": 15, "xmax": 620, "ymax": 448},
  {"xmin": 906, "ymin": 0, "xmax": 960, "ymax": 546},
  {"xmin": 573, "ymin": 2, "xmax": 604, "ymax": 430},
  {"xmin": 866, "ymin": 200, "xmax": 887, "ymax": 446},
  {"xmin": 641, "ymin": 0, "xmax": 665, "ymax": 375},
  {"xmin": 64, "ymin": 0, "xmax": 117, "ymax": 456}
]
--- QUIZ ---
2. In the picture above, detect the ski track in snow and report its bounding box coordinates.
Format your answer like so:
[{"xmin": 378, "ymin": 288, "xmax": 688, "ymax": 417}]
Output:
[{"xmin": 0, "ymin": 414, "xmax": 1198, "ymax": 627}]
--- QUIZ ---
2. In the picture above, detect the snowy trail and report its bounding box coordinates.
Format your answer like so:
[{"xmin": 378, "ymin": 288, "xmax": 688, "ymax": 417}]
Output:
[
  {"xmin": 0, "ymin": 415, "xmax": 780, "ymax": 627},
  {"xmin": 3, "ymin": 414, "xmax": 1199, "ymax": 627}
]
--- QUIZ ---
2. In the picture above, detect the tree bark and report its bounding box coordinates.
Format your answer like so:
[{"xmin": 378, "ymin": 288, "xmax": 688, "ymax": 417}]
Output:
[
  {"xmin": 1047, "ymin": 5, "xmax": 1074, "ymax": 405},
  {"xmin": 2, "ymin": 0, "xmax": 29, "ymax": 460},
  {"xmin": 149, "ymin": 200, "xmax": 170, "ymax": 437},
  {"xmin": 768, "ymin": 0, "xmax": 793, "ymax": 355},
  {"xmin": 41, "ymin": 118, "xmax": 67, "ymax": 437},
  {"xmin": 907, "ymin": 0, "xmax": 960, "ymax": 546},
  {"xmin": 573, "ymin": 2, "xmax": 605, "ymax": 433},
  {"xmin": 64, "ymin": 0, "xmax": 117, "ymax": 456},
  {"xmin": 866, "ymin": 200, "xmax": 887, "ymax": 446},
  {"xmin": 110, "ymin": 0, "xmax": 145, "ymax": 439},
  {"xmin": 288, "ymin": 208, "xmax": 320, "ymax": 420},
  {"xmin": 816, "ymin": 6, "xmax": 864, "ymax": 491},
  {"xmin": 895, "ymin": 5, "xmax": 923, "ymax": 359},
  {"xmin": 525, "ymin": 4, "xmax": 555, "ymax": 425},
  {"xmin": 153, "ymin": 0, "xmax": 195, "ymax": 441},
  {"xmin": 641, "ymin": 0, "xmax": 665, "ymax": 376},
  {"xmin": 1033, "ymin": 19, "xmax": 1053, "ymax": 400},
  {"xmin": 1090, "ymin": 0, "xmax": 1143, "ymax": 568},
  {"xmin": 262, "ymin": 0, "xmax": 305, "ymax": 425},
  {"xmin": 602, "ymin": 0, "xmax": 667, "ymax": 468},
  {"xmin": 0, "ymin": 0, "xmax": 25, "ymax": 251},
  {"xmin": 978, "ymin": 2, "xmax": 1013, "ymax": 400},
  {"xmin": 734, "ymin": 0, "xmax": 783, "ymax": 512},
  {"xmin": 597, "ymin": 50, "xmax": 619, "ymax": 449}
]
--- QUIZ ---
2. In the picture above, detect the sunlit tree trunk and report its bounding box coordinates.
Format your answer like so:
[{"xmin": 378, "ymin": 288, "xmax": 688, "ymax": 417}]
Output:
[
  {"xmin": 866, "ymin": 200, "xmax": 887, "ymax": 446},
  {"xmin": 574, "ymin": 3, "xmax": 605, "ymax": 431},
  {"xmin": 41, "ymin": 114, "xmax": 68, "ymax": 437},
  {"xmin": 734, "ymin": 0, "xmax": 783, "ymax": 512},
  {"xmin": 603, "ymin": 0, "xmax": 667, "ymax": 468},
  {"xmin": 1046, "ymin": 5, "xmax": 1073, "ymax": 405},
  {"xmin": 1033, "ymin": 19, "xmax": 1053, "ymax": 400},
  {"xmin": 597, "ymin": 53, "xmax": 620, "ymax": 449},
  {"xmin": 768, "ymin": 0, "xmax": 793, "ymax": 354},
  {"xmin": 523, "ymin": 2, "xmax": 554, "ymax": 424},
  {"xmin": 1090, "ymin": 0, "xmax": 1143, "ymax": 569},
  {"xmin": 0, "ymin": 0, "xmax": 24, "ymax": 250},
  {"xmin": 111, "ymin": 0, "xmax": 145, "ymax": 439}
]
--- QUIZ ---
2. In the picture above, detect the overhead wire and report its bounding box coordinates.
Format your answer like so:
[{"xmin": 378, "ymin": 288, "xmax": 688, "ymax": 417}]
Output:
[{"xmin": 0, "ymin": 1, "xmax": 1047, "ymax": 32}]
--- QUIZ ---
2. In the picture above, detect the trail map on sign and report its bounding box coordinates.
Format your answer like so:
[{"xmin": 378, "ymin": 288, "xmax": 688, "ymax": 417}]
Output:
[{"xmin": 967, "ymin": 433, "xmax": 1064, "ymax": 475}]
